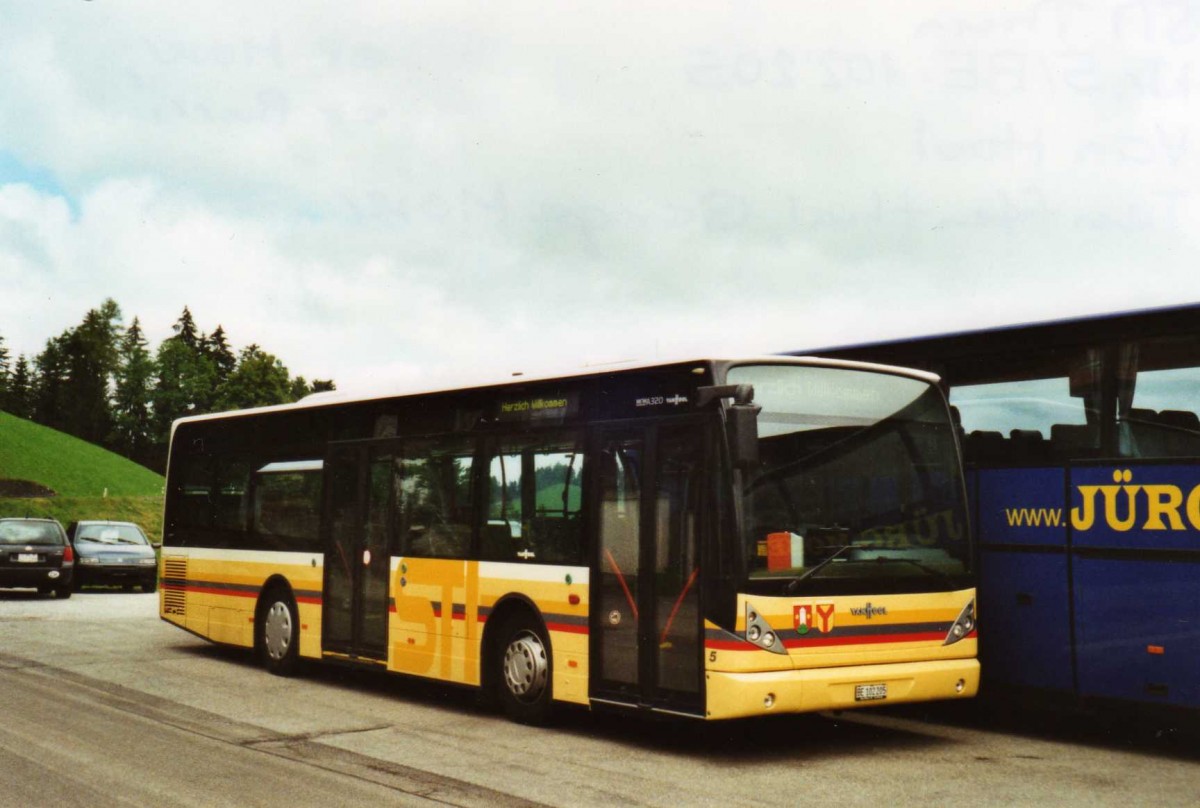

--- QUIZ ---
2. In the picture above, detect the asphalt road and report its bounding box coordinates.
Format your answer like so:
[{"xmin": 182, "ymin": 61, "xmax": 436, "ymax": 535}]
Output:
[{"xmin": 1, "ymin": 590, "xmax": 1197, "ymax": 807}]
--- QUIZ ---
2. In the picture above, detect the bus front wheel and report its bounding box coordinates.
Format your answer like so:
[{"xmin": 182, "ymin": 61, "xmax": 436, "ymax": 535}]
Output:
[
  {"xmin": 495, "ymin": 613, "xmax": 553, "ymax": 725},
  {"xmin": 258, "ymin": 589, "xmax": 300, "ymax": 676}
]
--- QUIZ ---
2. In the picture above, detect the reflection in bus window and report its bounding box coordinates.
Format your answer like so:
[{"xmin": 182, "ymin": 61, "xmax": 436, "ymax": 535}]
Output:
[
  {"xmin": 1122, "ymin": 338, "xmax": 1200, "ymax": 458},
  {"xmin": 949, "ymin": 351, "xmax": 1103, "ymax": 463},
  {"xmin": 397, "ymin": 439, "xmax": 474, "ymax": 558},
  {"xmin": 482, "ymin": 433, "xmax": 584, "ymax": 564},
  {"xmin": 252, "ymin": 463, "xmax": 323, "ymax": 551}
]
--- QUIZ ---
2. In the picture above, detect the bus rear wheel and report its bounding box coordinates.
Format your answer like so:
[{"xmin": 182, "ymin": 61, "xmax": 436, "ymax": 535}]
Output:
[
  {"xmin": 258, "ymin": 589, "xmax": 300, "ymax": 676},
  {"xmin": 495, "ymin": 613, "xmax": 553, "ymax": 725}
]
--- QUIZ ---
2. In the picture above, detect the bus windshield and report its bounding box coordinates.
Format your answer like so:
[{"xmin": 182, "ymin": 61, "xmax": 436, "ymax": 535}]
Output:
[{"xmin": 727, "ymin": 364, "xmax": 971, "ymax": 595}]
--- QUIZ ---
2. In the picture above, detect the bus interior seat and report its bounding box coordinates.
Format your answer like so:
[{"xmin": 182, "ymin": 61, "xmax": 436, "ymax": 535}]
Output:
[
  {"xmin": 965, "ymin": 430, "xmax": 1006, "ymax": 463},
  {"xmin": 948, "ymin": 406, "xmax": 965, "ymax": 444},
  {"xmin": 481, "ymin": 521, "xmax": 514, "ymax": 560},
  {"xmin": 1123, "ymin": 408, "xmax": 1163, "ymax": 457},
  {"xmin": 1050, "ymin": 424, "xmax": 1099, "ymax": 458},
  {"xmin": 530, "ymin": 515, "xmax": 581, "ymax": 563},
  {"xmin": 1121, "ymin": 408, "xmax": 1200, "ymax": 457},
  {"xmin": 1008, "ymin": 429, "xmax": 1049, "ymax": 462},
  {"xmin": 1158, "ymin": 409, "xmax": 1200, "ymax": 430},
  {"xmin": 1158, "ymin": 410, "xmax": 1200, "ymax": 455}
]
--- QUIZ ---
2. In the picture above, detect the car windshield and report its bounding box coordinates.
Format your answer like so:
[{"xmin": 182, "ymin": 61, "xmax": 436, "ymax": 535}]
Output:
[
  {"xmin": 727, "ymin": 363, "xmax": 971, "ymax": 595},
  {"xmin": 0, "ymin": 521, "xmax": 64, "ymax": 545},
  {"xmin": 75, "ymin": 525, "xmax": 149, "ymax": 545}
]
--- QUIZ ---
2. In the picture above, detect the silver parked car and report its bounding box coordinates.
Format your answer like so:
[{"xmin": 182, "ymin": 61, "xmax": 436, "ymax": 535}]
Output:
[{"xmin": 67, "ymin": 521, "xmax": 159, "ymax": 592}]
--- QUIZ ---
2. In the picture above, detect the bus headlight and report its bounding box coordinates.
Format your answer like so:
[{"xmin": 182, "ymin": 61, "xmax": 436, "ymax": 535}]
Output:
[
  {"xmin": 943, "ymin": 599, "xmax": 976, "ymax": 646},
  {"xmin": 745, "ymin": 602, "xmax": 787, "ymax": 655}
]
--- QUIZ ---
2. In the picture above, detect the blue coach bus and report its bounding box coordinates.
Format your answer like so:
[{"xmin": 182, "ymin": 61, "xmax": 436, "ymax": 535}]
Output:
[{"xmin": 804, "ymin": 303, "xmax": 1200, "ymax": 716}]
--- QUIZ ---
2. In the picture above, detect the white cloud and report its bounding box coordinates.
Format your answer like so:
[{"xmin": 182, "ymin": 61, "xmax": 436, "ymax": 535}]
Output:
[{"xmin": 1, "ymin": 1, "xmax": 1198, "ymax": 390}]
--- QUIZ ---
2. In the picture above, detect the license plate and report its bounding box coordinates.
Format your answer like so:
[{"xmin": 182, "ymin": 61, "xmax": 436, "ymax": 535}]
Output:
[
  {"xmin": 16, "ymin": 553, "xmax": 40, "ymax": 563},
  {"xmin": 855, "ymin": 683, "xmax": 887, "ymax": 702}
]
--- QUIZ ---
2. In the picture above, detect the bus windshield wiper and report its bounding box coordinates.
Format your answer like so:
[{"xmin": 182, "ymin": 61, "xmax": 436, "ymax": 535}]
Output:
[{"xmin": 785, "ymin": 544, "xmax": 854, "ymax": 594}]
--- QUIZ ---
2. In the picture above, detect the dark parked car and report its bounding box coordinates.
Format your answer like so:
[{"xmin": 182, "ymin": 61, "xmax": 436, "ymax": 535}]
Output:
[
  {"xmin": 0, "ymin": 517, "xmax": 74, "ymax": 598},
  {"xmin": 67, "ymin": 521, "xmax": 159, "ymax": 592}
]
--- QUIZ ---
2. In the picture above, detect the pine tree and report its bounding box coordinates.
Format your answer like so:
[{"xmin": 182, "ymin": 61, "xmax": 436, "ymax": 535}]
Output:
[
  {"xmin": 32, "ymin": 334, "xmax": 70, "ymax": 430},
  {"xmin": 61, "ymin": 299, "xmax": 123, "ymax": 444},
  {"xmin": 170, "ymin": 306, "xmax": 200, "ymax": 350},
  {"xmin": 0, "ymin": 332, "xmax": 10, "ymax": 408},
  {"xmin": 203, "ymin": 325, "xmax": 237, "ymax": 385},
  {"xmin": 111, "ymin": 317, "xmax": 156, "ymax": 465},
  {"xmin": 152, "ymin": 336, "xmax": 217, "ymax": 443},
  {"xmin": 7, "ymin": 356, "xmax": 33, "ymax": 418}
]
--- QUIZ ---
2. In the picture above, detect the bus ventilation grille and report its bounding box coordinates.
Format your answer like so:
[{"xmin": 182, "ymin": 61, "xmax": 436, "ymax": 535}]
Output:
[{"xmin": 162, "ymin": 557, "xmax": 187, "ymax": 617}]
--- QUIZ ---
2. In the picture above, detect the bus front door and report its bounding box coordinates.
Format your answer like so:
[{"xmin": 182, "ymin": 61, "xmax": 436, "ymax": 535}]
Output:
[
  {"xmin": 322, "ymin": 443, "xmax": 391, "ymax": 662},
  {"xmin": 592, "ymin": 425, "xmax": 705, "ymax": 715}
]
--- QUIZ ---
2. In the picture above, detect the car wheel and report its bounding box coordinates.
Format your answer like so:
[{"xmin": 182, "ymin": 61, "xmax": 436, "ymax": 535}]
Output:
[
  {"xmin": 258, "ymin": 589, "xmax": 300, "ymax": 676},
  {"xmin": 54, "ymin": 585, "xmax": 72, "ymax": 599},
  {"xmin": 495, "ymin": 612, "xmax": 553, "ymax": 724},
  {"xmin": 141, "ymin": 577, "xmax": 158, "ymax": 593}
]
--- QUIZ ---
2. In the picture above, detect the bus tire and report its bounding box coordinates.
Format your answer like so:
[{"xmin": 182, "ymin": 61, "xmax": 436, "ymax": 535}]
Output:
[
  {"xmin": 495, "ymin": 612, "xmax": 553, "ymax": 725},
  {"xmin": 258, "ymin": 588, "xmax": 300, "ymax": 676}
]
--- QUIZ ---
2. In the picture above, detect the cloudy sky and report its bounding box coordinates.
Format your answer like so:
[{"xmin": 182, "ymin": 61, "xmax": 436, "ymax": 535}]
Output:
[{"xmin": 1, "ymin": 1, "xmax": 1197, "ymax": 391}]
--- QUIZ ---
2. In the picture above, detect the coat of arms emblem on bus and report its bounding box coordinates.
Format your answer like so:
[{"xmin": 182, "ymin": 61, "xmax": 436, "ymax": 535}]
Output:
[{"xmin": 795, "ymin": 603, "xmax": 835, "ymax": 634}]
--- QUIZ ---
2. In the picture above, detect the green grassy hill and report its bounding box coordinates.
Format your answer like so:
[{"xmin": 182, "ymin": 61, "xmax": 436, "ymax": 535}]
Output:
[{"xmin": 0, "ymin": 411, "xmax": 164, "ymax": 541}]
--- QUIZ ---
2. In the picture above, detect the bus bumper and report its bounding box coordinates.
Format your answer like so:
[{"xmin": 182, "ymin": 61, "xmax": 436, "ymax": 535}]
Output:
[{"xmin": 704, "ymin": 658, "xmax": 980, "ymax": 720}]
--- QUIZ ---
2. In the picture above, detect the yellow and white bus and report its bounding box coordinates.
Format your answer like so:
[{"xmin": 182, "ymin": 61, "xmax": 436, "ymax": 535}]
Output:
[{"xmin": 160, "ymin": 357, "xmax": 978, "ymax": 722}]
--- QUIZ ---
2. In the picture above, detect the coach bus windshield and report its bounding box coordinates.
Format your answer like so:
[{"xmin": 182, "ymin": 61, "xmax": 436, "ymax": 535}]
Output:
[{"xmin": 727, "ymin": 364, "xmax": 971, "ymax": 596}]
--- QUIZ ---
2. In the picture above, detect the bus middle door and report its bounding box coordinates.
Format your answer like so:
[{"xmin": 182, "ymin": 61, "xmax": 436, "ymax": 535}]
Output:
[{"xmin": 322, "ymin": 442, "xmax": 392, "ymax": 663}]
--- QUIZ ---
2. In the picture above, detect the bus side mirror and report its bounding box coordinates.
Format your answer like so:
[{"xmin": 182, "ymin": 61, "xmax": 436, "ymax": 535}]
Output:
[
  {"xmin": 697, "ymin": 384, "xmax": 762, "ymax": 471},
  {"xmin": 727, "ymin": 402, "xmax": 761, "ymax": 470}
]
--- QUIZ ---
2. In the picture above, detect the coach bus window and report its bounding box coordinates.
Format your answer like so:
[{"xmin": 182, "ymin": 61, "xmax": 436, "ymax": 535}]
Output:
[
  {"xmin": 251, "ymin": 462, "xmax": 323, "ymax": 551},
  {"xmin": 948, "ymin": 349, "xmax": 1103, "ymax": 463},
  {"xmin": 1122, "ymin": 337, "xmax": 1200, "ymax": 458},
  {"xmin": 397, "ymin": 438, "xmax": 475, "ymax": 558},
  {"xmin": 482, "ymin": 433, "xmax": 585, "ymax": 563}
]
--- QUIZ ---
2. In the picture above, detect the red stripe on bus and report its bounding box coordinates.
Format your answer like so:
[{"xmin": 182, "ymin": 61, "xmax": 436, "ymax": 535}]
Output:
[
  {"xmin": 705, "ymin": 631, "xmax": 971, "ymax": 651},
  {"xmin": 704, "ymin": 639, "xmax": 757, "ymax": 651},
  {"xmin": 182, "ymin": 585, "xmax": 256, "ymax": 598},
  {"xmin": 783, "ymin": 632, "xmax": 949, "ymax": 648},
  {"xmin": 167, "ymin": 584, "xmax": 321, "ymax": 606},
  {"xmin": 546, "ymin": 623, "xmax": 589, "ymax": 635}
]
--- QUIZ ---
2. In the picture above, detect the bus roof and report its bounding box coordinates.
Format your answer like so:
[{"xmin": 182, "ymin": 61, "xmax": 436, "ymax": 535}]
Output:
[
  {"xmin": 170, "ymin": 354, "xmax": 941, "ymax": 430},
  {"xmin": 799, "ymin": 301, "xmax": 1200, "ymax": 362}
]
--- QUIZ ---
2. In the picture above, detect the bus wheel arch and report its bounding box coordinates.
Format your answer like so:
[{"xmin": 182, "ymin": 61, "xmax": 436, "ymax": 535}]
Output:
[
  {"xmin": 482, "ymin": 596, "xmax": 554, "ymax": 724},
  {"xmin": 256, "ymin": 577, "xmax": 300, "ymax": 677}
]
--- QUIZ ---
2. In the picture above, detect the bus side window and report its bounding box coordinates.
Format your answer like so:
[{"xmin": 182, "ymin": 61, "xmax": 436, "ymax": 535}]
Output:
[
  {"xmin": 397, "ymin": 438, "xmax": 474, "ymax": 558},
  {"xmin": 482, "ymin": 433, "xmax": 584, "ymax": 564},
  {"xmin": 949, "ymin": 350, "xmax": 1102, "ymax": 464},
  {"xmin": 211, "ymin": 459, "xmax": 252, "ymax": 548},
  {"xmin": 171, "ymin": 454, "xmax": 212, "ymax": 547},
  {"xmin": 251, "ymin": 469, "xmax": 322, "ymax": 552},
  {"xmin": 1122, "ymin": 337, "xmax": 1200, "ymax": 458}
]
